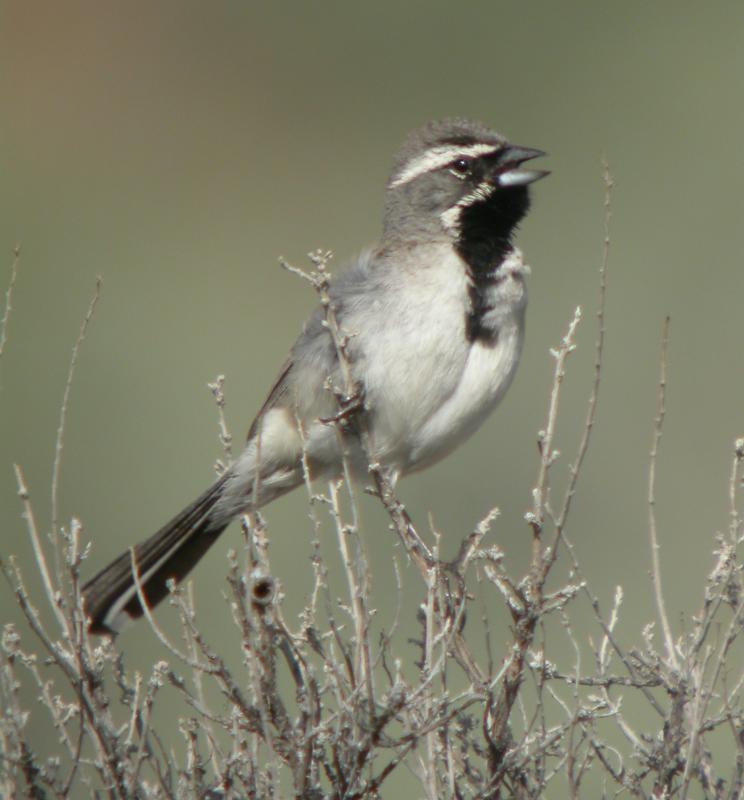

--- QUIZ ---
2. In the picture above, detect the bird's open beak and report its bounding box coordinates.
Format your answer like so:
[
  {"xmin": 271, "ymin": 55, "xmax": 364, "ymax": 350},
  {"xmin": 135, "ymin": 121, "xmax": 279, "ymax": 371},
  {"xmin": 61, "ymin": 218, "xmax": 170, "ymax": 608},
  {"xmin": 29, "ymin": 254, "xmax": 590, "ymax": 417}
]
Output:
[{"xmin": 493, "ymin": 145, "xmax": 549, "ymax": 187}]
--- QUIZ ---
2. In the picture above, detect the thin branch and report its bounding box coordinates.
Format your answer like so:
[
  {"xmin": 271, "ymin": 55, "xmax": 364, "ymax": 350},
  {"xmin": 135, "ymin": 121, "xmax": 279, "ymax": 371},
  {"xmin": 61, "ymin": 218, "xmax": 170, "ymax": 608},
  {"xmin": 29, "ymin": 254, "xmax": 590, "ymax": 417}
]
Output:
[
  {"xmin": 12, "ymin": 464, "xmax": 70, "ymax": 636},
  {"xmin": 129, "ymin": 549, "xmax": 216, "ymax": 672},
  {"xmin": 51, "ymin": 277, "xmax": 102, "ymax": 542},
  {"xmin": 648, "ymin": 316, "xmax": 678, "ymax": 670},
  {"xmin": 552, "ymin": 160, "xmax": 613, "ymax": 538},
  {"xmin": 0, "ymin": 245, "xmax": 21, "ymax": 360},
  {"xmin": 528, "ymin": 305, "xmax": 583, "ymax": 548},
  {"xmin": 207, "ymin": 374, "xmax": 233, "ymax": 470},
  {"xmin": 730, "ymin": 437, "xmax": 744, "ymax": 541}
]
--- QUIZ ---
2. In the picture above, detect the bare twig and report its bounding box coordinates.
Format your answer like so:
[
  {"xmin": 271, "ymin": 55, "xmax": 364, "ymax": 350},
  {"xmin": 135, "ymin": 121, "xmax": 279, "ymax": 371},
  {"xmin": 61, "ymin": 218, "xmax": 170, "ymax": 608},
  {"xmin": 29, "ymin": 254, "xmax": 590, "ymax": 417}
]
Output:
[
  {"xmin": 51, "ymin": 277, "xmax": 102, "ymax": 543},
  {"xmin": 551, "ymin": 160, "xmax": 613, "ymax": 541},
  {"xmin": 648, "ymin": 316, "xmax": 678, "ymax": 670},
  {"xmin": 207, "ymin": 374, "xmax": 233, "ymax": 470},
  {"xmin": 13, "ymin": 464, "xmax": 70, "ymax": 636},
  {"xmin": 0, "ymin": 245, "xmax": 21, "ymax": 360}
]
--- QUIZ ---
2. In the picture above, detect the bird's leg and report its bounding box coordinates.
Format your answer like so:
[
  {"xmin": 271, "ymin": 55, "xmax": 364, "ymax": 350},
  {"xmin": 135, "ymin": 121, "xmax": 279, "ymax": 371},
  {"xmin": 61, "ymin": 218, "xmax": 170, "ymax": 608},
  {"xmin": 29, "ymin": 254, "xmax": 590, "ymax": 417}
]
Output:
[{"xmin": 319, "ymin": 382, "xmax": 365, "ymax": 430}]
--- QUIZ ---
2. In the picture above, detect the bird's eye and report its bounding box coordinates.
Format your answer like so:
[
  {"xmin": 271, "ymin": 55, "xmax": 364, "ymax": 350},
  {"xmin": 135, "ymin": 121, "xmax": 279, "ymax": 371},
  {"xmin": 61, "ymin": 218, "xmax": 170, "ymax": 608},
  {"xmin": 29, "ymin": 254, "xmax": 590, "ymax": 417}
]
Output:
[{"xmin": 449, "ymin": 158, "xmax": 472, "ymax": 178}]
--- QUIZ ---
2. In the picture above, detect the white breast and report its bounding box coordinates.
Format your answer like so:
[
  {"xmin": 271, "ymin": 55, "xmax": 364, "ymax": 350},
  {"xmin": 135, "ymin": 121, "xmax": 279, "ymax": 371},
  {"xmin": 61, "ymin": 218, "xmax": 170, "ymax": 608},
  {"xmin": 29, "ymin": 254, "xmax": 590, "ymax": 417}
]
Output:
[
  {"xmin": 351, "ymin": 244, "xmax": 526, "ymax": 474},
  {"xmin": 407, "ymin": 324, "xmax": 524, "ymax": 470}
]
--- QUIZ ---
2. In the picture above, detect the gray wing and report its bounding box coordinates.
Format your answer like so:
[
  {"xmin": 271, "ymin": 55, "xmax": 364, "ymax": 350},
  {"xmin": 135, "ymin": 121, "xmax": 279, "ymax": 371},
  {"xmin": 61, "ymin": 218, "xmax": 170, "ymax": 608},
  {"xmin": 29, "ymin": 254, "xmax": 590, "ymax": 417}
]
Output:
[
  {"xmin": 246, "ymin": 358, "xmax": 294, "ymax": 440},
  {"xmin": 245, "ymin": 249, "xmax": 380, "ymax": 441}
]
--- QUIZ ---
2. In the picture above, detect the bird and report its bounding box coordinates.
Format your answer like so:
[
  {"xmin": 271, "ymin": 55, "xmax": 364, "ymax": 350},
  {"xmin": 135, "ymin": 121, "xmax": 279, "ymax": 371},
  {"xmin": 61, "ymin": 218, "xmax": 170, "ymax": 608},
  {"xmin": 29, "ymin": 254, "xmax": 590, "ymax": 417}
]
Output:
[{"xmin": 82, "ymin": 118, "xmax": 548, "ymax": 634}]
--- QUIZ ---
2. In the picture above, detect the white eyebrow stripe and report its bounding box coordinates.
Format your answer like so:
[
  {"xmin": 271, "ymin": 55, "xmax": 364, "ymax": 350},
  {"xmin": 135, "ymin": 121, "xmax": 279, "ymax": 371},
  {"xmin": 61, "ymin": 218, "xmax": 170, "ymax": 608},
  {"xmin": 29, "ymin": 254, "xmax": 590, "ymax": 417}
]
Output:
[{"xmin": 390, "ymin": 143, "xmax": 500, "ymax": 188}]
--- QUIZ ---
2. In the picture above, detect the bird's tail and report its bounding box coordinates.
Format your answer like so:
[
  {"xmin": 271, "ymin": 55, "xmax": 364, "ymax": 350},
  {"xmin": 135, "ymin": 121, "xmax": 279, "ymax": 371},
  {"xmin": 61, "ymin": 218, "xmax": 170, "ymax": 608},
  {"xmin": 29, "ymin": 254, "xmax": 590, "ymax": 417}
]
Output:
[{"xmin": 82, "ymin": 474, "xmax": 231, "ymax": 634}]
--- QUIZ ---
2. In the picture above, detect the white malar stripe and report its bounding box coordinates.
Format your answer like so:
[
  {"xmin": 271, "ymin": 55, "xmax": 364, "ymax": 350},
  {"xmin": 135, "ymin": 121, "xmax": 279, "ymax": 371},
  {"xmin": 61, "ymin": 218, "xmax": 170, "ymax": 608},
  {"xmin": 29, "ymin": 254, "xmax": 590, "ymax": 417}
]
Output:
[
  {"xmin": 439, "ymin": 181, "xmax": 497, "ymax": 234},
  {"xmin": 390, "ymin": 143, "xmax": 499, "ymax": 188}
]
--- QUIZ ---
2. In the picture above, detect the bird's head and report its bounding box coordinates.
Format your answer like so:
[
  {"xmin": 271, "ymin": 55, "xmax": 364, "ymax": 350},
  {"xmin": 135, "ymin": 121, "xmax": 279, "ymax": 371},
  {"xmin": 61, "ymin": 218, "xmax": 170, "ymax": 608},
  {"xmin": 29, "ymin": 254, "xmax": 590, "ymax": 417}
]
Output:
[{"xmin": 384, "ymin": 118, "xmax": 548, "ymax": 267}]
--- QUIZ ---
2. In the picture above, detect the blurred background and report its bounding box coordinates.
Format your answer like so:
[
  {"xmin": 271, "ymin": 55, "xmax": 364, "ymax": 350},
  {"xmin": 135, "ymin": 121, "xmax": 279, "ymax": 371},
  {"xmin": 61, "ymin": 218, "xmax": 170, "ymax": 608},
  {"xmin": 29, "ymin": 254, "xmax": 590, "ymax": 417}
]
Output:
[{"xmin": 1, "ymin": 0, "xmax": 743, "ymax": 792}]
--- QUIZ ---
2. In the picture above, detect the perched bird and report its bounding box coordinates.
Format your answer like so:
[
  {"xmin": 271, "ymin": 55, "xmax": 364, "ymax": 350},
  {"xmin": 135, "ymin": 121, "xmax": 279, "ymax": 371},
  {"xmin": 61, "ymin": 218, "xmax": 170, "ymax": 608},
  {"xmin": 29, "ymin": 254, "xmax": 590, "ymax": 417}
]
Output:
[{"xmin": 83, "ymin": 118, "xmax": 548, "ymax": 634}]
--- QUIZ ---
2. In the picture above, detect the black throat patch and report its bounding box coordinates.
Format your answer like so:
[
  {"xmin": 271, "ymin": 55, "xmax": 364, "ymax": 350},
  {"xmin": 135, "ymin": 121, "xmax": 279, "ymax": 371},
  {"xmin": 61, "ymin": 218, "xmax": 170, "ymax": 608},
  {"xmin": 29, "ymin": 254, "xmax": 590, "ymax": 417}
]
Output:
[{"xmin": 455, "ymin": 185, "xmax": 530, "ymax": 343}]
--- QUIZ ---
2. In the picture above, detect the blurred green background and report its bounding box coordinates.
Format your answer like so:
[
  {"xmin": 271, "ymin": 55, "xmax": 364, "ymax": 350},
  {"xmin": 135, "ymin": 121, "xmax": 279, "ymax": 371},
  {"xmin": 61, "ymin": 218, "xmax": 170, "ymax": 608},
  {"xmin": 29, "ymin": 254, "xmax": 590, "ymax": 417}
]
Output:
[{"xmin": 2, "ymin": 0, "xmax": 744, "ymax": 793}]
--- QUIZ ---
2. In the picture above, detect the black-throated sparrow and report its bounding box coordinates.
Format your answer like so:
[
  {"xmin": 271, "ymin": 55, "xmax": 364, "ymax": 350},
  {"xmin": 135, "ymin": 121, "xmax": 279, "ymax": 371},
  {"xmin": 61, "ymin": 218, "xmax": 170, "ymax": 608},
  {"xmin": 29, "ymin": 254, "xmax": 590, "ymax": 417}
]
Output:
[{"xmin": 83, "ymin": 118, "xmax": 548, "ymax": 634}]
